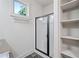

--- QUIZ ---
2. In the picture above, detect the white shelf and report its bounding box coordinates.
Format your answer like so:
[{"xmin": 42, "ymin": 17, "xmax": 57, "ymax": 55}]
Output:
[
  {"xmin": 61, "ymin": 50, "xmax": 77, "ymax": 58},
  {"xmin": 61, "ymin": 18, "xmax": 79, "ymax": 23},
  {"xmin": 10, "ymin": 14, "xmax": 32, "ymax": 21},
  {"xmin": 61, "ymin": 0, "xmax": 79, "ymax": 10},
  {"xmin": 61, "ymin": 36, "xmax": 79, "ymax": 40}
]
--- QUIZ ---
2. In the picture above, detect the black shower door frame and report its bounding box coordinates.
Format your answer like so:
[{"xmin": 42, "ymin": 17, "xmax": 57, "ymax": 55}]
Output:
[{"xmin": 35, "ymin": 13, "xmax": 53, "ymax": 57}]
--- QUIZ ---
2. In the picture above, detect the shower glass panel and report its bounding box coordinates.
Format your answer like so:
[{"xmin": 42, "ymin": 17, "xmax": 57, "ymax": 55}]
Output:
[
  {"xmin": 49, "ymin": 14, "xmax": 54, "ymax": 57},
  {"xmin": 36, "ymin": 16, "xmax": 48, "ymax": 54},
  {"xmin": 35, "ymin": 13, "xmax": 54, "ymax": 57}
]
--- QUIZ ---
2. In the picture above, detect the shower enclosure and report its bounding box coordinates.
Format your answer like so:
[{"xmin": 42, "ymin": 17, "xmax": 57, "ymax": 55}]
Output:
[{"xmin": 35, "ymin": 13, "xmax": 54, "ymax": 57}]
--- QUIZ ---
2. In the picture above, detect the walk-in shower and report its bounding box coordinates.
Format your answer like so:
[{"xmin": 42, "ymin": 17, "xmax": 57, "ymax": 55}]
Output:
[{"xmin": 35, "ymin": 13, "xmax": 54, "ymax": 57}]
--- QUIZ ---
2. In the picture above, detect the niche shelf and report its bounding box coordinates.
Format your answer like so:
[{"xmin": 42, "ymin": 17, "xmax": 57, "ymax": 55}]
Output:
[
  {"xmin": 61, "ymin": 50, "xmax": 77, "ymax": 58},
  {"xmin": 61, "ymin": 36, "xmax": 79, "ymax": 40},
  {"xmin": 61, "ymin": 0, "xmax": 79, "ymax": 10}
]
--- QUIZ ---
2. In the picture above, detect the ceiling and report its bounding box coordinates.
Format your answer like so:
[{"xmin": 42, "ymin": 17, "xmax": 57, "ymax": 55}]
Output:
[{"xmin": 35, "ymin": 0, "xmax": 53, "ymax": 7}]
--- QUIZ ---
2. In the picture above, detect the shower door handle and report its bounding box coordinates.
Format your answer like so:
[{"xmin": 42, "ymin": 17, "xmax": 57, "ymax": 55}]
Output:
[
  {"xmin": 47, "ymin": 34, "xmax": 49, "ymax": 39},
  {"xmin": 47, "ymin": 34, "xmax": 49, "ymax": 56}
]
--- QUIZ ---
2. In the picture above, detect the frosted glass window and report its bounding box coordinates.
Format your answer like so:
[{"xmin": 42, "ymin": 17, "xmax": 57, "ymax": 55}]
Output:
[{"xmin": 14, "ymin": 0, "xmax": 29, "ymax": 16}]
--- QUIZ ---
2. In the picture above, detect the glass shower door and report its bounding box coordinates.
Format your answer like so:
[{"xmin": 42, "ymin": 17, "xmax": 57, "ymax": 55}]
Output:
[
  {"xmin": 35, "ymin": 16, "xmax": 48, "ymax": 55},
  {"xmin": 35, "ymin": 13, "xmax": 54, "ymax": 57}
]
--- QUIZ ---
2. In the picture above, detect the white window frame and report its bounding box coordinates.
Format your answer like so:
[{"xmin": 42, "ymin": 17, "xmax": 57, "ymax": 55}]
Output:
[
  {"xmin": 13, "ymin": 0, "xmax": 29, "ymax": 17},
  {"xmin": 11, "ymin": 0, "xmax": 31, "ymax": 21}
]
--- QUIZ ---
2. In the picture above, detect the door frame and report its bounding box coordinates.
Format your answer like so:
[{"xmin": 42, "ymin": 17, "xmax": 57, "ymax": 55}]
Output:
[{"xmin": 35, "ymin": 13, "xmax": 53, "ymax": 57}]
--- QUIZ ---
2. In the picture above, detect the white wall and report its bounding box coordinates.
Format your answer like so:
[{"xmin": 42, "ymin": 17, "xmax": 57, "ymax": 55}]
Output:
[
  {"xmin": 43, "ymin": 4, "xmax": 53, "ymax": 15},
  {"xmin": 0, "ymin": 0, "xmax": 43, "ymax": 57}
]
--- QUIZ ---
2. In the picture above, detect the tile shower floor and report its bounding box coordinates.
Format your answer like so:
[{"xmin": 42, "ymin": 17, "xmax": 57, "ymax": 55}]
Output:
[{"xmin": 25, "ymin": 52, "xmax": 43, "ymax": 58}]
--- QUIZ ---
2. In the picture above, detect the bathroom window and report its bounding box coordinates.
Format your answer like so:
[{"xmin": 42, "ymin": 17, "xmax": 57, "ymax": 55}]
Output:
[{"xmin": 13, "ymin": 0, "xmax": 29, "ymax": 16}]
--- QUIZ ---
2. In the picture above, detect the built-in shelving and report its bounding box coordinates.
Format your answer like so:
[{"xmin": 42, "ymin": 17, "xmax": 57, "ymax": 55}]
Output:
[
  {"xmin": 61, "ymin": 50, "xmax": 77, "ymax": 58},
  {"xmin": 61, "ymin": 18, "xmax": 79, "ymax": 23},
  {"xmin": 61, "ymin": 36, "xmax": 79, "ymax": 40},
  {"xmin": 60, "ymin": 0, "xmax": 79, "ymax": 58},
  {"xmin": 61, "ymin": 0, "xmax": 79, "ymax": 10}
]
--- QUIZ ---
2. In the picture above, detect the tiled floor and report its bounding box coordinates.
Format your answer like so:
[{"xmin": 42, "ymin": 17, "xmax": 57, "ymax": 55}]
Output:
[{"xmin": 25, "ymin": 52, "xmax": 43, "ymax": 58}]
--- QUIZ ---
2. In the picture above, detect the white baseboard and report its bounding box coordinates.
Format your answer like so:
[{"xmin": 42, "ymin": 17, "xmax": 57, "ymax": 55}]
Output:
[{"xmin": 17, "ymin": 49, "xmax": 34, "ymax": 58}]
